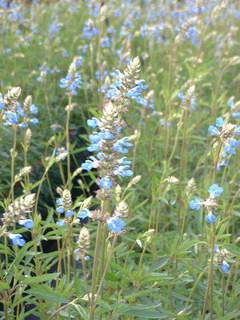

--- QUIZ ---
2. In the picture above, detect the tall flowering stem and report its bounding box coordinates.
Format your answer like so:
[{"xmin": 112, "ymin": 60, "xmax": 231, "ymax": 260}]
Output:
[
  {"xmin": 10, "ymin": 125, "xmax": 17, "ymax": 203},
  {"xmin": 83, "ymin": 57, "xmax": 145, "ymax": 319},
  {"xmin": 178, "ymin": 84, "xmax": 196, "ymax": 235},
  {"xmin": 66, "ymin": 98, "xmax": 72, "ymax": 189},
  {"xmin": 60, "ymin": 57, "xmax": 82, "ymax": 189},
  {"xmin": 0, "ymin": 87, "xmax": 39, "ymax": 201},
  {"xmin": 189, "ymin": 184, "xmax": 228, "ymax": 319}
]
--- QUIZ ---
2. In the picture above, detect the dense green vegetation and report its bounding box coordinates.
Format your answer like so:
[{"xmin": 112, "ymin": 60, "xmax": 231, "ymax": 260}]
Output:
[{"xmin": 0, "ymin": 0, "xmax": 240, "ymax": 319}]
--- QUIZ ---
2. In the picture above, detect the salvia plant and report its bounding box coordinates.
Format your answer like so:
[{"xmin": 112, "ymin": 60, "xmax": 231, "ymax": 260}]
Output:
[{"xmin": 0, "ymin": 0, "xmax": 240, "ymax": 319}]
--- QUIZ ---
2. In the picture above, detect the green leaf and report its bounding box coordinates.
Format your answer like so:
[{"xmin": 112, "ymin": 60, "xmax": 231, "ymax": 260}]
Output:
[
  {"xmin": 21, "ymin": 273, "xmax": 59, "ymax": 285},
  {"xmin": 217, "ymin": 311, "xmax": 240, "ymax": 320},
  {"xmin": 114, "ymin": 303, "xmax": 169, "ymax": 319},
  {"xmin": 0, "ymin": 280, "xmax": 10, "ymax": 293},
  {"xmin": 27, "ymin": 284, "xmax": 68, "ymax": 304}
]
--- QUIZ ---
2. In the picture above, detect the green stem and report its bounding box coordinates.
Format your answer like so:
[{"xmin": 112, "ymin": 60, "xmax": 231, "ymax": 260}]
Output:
[
  {"xmin": 89, "ymin": 221, "xmax": 104, "ymax": 320},
  {"xmin": 66, "ymin": 222, "xmax": 73, "ymax": 282},
  {"xmin": 95, "ymin": 236, "xmax": 117, "ymax": 299},
  {"xmin": 4, "ymin": 299, "xmax": 8, "ymax": 320},
  {"xmin": 66, "ymin": 96, "xmax": 72, "ymax": 189},
  {"xmin": 221, "ymin": 273, "xmax": 225, "ymax": 316},
  {"xmin": 10, "ymin": 125, "xmax": 17, "ymax": 203},
  {"xmin": 201, "ymin": 224, "xmax": 216, "ymax": 320}
]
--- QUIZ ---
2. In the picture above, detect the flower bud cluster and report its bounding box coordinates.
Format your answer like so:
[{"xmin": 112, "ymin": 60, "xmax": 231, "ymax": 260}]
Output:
[
  {"xmin": 74, "ymin": 226, "xmax": 90, "ymax": 261},
  {"xmin": 0, "ymin": 88, "xmax": 39, "ymax": 127},
  {"xmin": 55, "ymin": 188, "xmax": 91, "ymax": 227},
  {"xmin": 2, "ymin": 194, "xmax": 35, "ymax": 247},
  {"xmin": 2, "ymin": 193, "xmax": 35, "ymax": 228}
]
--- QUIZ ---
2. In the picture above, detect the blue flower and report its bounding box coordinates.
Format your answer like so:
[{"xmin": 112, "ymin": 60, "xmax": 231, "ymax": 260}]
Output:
[
  {"xmin": 81, "ymin": 160, "xmax": 93, "ymax": 171},
  {"xmin": 18, "ymin": 219, "xmax": 34, "ymax": 229},
  {"xmin": 177, "ymin": 92, "xmax": 184, "ymax": 101},
  {"xmin": 208, "ymin": 184, "xmax": 223, "ymax": 198},
  {"xmin": 56, "ymin": 220, "xmax": 65, "ymax": 227},
  {"xmin": 102, "ymin": 131, "xmax": 114, "ymax": 140},
  {"xmin": 87, "ymin": 142, "xmax": 101, "ymax": 152},
  {"xmin": 208, "ymin": 125, "xmax": 220, "ymax": 136},
  {"xmin": 87, "ymin": 117, "xmax": 100, "ymax": 128},
  {"xmin": 113, "ymin": 165, "xmax": 133, "ymax": 177},
  {"xmin": 234, "ymin": 126, "xmax": 240, "ymax": 135},
  {"xmin": 0, "ymin": 0, "xmax": 8, "ymax": 10},
  {"xmin": 81, "ymin": 156, "xmax": 99, "ymax": 171},
  {"xmin": 186, "ymin": 26, "xmax": 199, "ymax": 46},
  {"xmin": 0, "ymin": 93, "xmax": 4, "ymax": 110},
  {"xmin": 89, "ymin": 132, "xmax": 103, "ymax": 144},
  {"xmin": 48, "ymin": 21, "xmax": 62, "ymax": 39},
  {"xmin": 125, "ymin": 80, "xmax": 148, "ymax": 101},
  {"xmin": 107, "ymin": 216, "xmax": 125, "ymax": 233},
  {"xmin": 96, "ymin": 152, "xmax": 106, "ymax": 161},
  {"xmin": 3, "ymin": 111, "xmax": 18, "ymax": 125},
  {"xmin": 232, "ymin": 112, "xmax": 240, "ymax": 119},
  {"xmin": 100, "ymin": 176, "xmax": 113, "ymax": 190},
  {"xmin": 101, "ymin": 36, "xmax": 111, "ymax": 48},
  {"xmin": 56, "ymin": 198, "xmax": 63, "ymax": 206},
  {"xmin": 215, "ymin": 117, "xmax": 224, "ymax": 127},
  {"xmin": 189, "ymin": 197, "xmax": 202, "ymax": 211},
  {"xmin": 77, "ymin": 208, "xmax": 90, "ymax": 220},
  {"xmin": 30, "ymin": 118, "xmax": 39, "ymax": 126},
  {"xmin": 224, "ymin": 143, "xmax": 237, "ymax": 155},
  {"xmin": 82, "ymin": 20, "xmax": 99, "ymax": 39},
  {"xmin": 216, "ymin": 159, "xmax": 229, "ymax": 171},
  {"xmin": 30, "ymin": 104, "xmax": 38, "ymax": 114},
  {"xmin": 66, "ymin": 210, "xmax": 75, "ymax": 218},
  {"xmin": 206, "ymin": 212, "xmax": 217, "ymax": 224},
  {"xmin": 221, "ymin": 260, "xmax": 230, "ymax": 273},
  {"xmin": 74, "ymin": 56, "xmax": 83, "ymax": 67},
  {"xmin": 106, "ymin": 86, "xmax": 121, "ymax": 100},
  {"xmin": 229, "ymin": 138, "xmax": 240, "ymax": 148},
  {"xmin": 59, "ymin": 73, "xmax": 82, "ymax": 95},
  {"xmin": 113, "ymin": 137, "xmax": 133, "ymax": 154},
  {"xmin": 118, "ymin": 157, "xmax": 132, "ymax": 166},
  {"xmin": 56, "ymin": 206, "xmax": 65, "ymax": 214},
  {"xmin": 8, "ymin": 233, "xmax": 26, "ymax": 247}
]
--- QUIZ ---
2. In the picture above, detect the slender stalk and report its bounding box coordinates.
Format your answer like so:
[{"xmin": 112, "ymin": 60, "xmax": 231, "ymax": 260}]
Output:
[
  {"xmin": 34, "ymin": 156, "xmax": 54, "ymax": 215},
  {"xmin": 95, "ymin": 235, "xmax": 117, "ymax": 299},
  {"xmin": 10, "ymin": 125, "xmax": 17, "ymax": 202},
  {"xmin": 89, "ymin": 221, "xmax": 104, "ymax": 320},
  {"xmin": 66, "ymin": 222, "xmax": 73, "ymax": 282},
  {"xmin": 221, "ymin": 273, "xmax": 225, "ymax": 316},
  {"xmin": 178, "ymin": 109, "xmax": 189, "ymax": 235},
  {"xmin": 66, "ymin": 95, "xmax": 72, "ymax": 189},
  {"xmin": 23, "ymin": 143, "xmax": 30, "ymax": 189},
  {"xmin": 4, "ymin": 298, "xmax": 8, "ymax": 320},
  {"xmin": 138, "ymin": 241, "xmax": 148, "ymax": 271},
  {"xmin": 201, "ymin": 224, "xmax": 216, "ymax": 320},
  {"xmin": 58, "ymin": 162, "xmax": 66, "ymax": 186}
]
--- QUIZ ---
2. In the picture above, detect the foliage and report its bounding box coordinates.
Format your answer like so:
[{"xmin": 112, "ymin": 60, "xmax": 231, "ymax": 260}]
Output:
[{"xmin": 0, "ymin": 0, "xmax": 240, "ymax": 319}]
